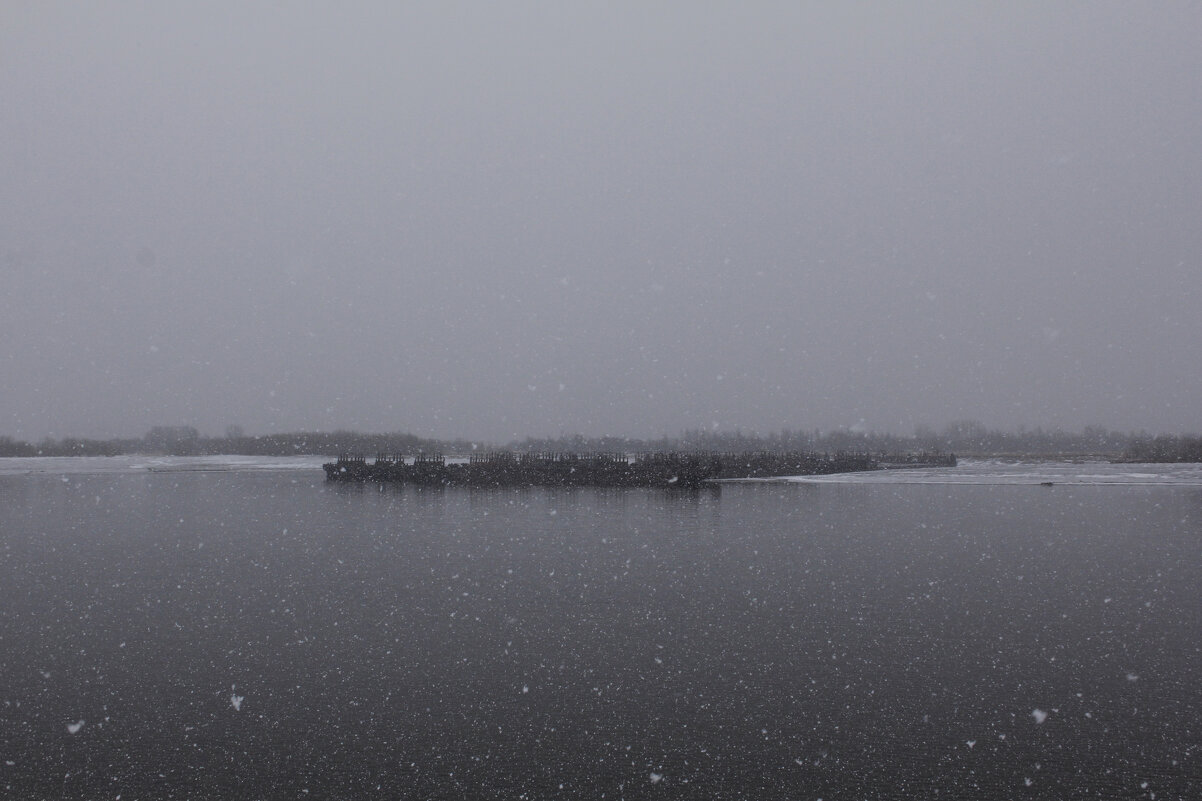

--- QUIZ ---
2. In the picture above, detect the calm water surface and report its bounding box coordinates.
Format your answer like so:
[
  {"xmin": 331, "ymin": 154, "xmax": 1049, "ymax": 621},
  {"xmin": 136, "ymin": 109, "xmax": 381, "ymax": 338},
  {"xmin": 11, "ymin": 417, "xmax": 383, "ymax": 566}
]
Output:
[{"xmin": 1, "ymin": 461, "xmax": 1200, "ymax": 799}]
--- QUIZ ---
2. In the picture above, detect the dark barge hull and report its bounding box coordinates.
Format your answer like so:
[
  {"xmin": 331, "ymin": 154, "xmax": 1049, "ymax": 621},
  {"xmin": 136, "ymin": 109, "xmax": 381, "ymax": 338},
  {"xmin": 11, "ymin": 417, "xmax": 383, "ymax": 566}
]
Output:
[
  {"xmin": 324, "ymin": 453, "xmax": 723, "ymax": 489},
  {"xmin": 321, "ymin": 450, "xmax": 953, "ymax": 489}
]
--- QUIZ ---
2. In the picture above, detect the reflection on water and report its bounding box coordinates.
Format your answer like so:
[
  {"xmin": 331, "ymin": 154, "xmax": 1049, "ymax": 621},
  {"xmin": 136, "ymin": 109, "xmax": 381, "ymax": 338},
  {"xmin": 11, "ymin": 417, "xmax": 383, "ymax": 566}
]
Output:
[{"xmin": 1, "ymin": 468, "xmax": 1199, "ymax": 798}]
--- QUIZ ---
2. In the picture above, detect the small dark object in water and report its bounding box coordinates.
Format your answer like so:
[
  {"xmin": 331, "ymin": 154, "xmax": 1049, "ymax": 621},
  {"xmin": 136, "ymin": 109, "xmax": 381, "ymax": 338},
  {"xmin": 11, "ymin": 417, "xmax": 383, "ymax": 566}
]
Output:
[{"xmin": 1040, "ymin": 481, "xmax": 1055, "ymax": 486}]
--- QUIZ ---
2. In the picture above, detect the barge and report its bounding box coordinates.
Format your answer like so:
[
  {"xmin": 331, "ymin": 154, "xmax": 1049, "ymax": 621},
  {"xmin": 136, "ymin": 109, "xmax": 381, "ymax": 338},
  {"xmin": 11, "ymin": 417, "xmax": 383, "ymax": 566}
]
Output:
[{"xmin": 322, "ymin": 450, "xmax": 953, "ymax": 489}]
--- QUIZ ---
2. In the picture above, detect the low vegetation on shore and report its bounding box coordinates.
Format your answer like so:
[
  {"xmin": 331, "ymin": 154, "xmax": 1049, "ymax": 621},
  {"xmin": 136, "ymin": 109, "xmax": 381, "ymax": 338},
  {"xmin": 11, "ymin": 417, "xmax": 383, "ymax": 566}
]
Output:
[
  {"xmin": 1116, "ymin": 434, "xmax": 1202, "ymax": 463},
  {"xmin": 1, "ymin": 422, "xmax": 1198, "ymax": 462}
]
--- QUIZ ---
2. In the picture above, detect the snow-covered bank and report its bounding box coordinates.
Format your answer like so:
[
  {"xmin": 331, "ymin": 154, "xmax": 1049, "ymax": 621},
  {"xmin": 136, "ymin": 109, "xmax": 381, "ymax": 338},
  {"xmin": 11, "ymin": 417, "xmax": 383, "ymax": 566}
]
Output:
[
  {"xmin": 0, "ymin": 455, "xmax": 328, "ymax": 476},
  {"xmin": 783, "ymin": 458, "xmax": 1202, "ymax": 486}
]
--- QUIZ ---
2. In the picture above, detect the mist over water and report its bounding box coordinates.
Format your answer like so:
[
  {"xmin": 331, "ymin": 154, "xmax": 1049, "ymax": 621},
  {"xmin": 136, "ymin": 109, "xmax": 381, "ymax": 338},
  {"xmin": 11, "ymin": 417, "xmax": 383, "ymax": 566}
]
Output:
[{"xmin": 2, "ymin": 464, "xmax": 1199, "ymax": 798}]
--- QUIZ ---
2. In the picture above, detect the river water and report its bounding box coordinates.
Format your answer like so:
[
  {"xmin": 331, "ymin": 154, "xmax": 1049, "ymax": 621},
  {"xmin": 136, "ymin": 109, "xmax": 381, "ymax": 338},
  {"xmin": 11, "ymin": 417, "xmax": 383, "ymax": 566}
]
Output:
[{"xmin": 1, "ymin": 458, "xmax": 1200, "ymax": 799}]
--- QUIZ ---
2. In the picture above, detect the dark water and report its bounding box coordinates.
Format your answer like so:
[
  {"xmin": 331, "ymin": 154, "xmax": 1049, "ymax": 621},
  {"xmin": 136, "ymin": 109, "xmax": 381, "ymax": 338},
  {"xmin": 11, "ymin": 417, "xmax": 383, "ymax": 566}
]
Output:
[{"xmin": 2, "ymin": 470, "xmax": 1200, "ymax": 799}]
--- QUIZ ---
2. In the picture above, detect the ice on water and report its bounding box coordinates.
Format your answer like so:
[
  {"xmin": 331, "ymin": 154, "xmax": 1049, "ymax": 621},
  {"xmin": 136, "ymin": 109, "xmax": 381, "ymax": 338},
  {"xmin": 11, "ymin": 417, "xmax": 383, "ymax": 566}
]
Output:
[
  {"xmin": 5, "ymin": 455, "xmax": 1202, "ymax": 485},
  {"xmin": 784, "ymin": 459, "xmax": 1202, "ymax": 486},
  {"xmin": 0, "ymin": 455, "xmax": 327, "ymax": 476}
]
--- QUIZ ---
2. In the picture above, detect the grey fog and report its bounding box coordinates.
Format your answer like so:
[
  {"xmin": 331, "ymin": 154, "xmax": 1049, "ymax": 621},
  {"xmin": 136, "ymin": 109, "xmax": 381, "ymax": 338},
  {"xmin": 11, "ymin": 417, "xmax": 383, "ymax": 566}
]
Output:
[{"xmin": 3, "ymin": 2, "xmax": 1200, "ymax": 442}]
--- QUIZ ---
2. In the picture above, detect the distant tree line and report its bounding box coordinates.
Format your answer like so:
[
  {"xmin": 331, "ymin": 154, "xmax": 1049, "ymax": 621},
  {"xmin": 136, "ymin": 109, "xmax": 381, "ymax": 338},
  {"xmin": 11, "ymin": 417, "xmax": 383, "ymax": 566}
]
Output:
[
  {"xmin": 0, "ymin": 422, "xmax": 1198, "ymax": 462},
  {"xmin": 910, "ymin": 421, "xmax": 1134, "ymax": 457},
  {"xmin": 1118, "ymin": 434, "xmax": 1202, "ymax": 463},
  {"xmin": 216, "ymin": 430, "xmax": 478, "ymax": 457},
  {"xmin": 512, "ymin": 423, "xmax": 1140, "ymax": 458},
  {"xmin": 0, "ymin": 428, "xmax": 467, "ymax": 458},
  {"xmin": 0, "ymin": 435, "xmax": 138, "ymax": 457}
]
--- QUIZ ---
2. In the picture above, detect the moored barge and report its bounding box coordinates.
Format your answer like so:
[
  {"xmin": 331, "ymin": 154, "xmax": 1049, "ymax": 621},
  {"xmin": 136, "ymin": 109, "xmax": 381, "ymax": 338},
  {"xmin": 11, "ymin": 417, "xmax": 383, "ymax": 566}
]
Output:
[{"xmin": 321, "ymin": 450, "xmax": 953, "ymax": 489}]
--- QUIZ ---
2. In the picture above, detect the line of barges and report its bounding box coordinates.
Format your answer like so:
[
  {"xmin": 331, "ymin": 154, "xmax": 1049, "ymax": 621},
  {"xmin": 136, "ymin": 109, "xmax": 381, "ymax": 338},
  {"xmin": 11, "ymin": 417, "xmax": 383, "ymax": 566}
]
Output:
[{"xmin": 322, "ymin": 450, "xmax": 955, "ymax": 489}]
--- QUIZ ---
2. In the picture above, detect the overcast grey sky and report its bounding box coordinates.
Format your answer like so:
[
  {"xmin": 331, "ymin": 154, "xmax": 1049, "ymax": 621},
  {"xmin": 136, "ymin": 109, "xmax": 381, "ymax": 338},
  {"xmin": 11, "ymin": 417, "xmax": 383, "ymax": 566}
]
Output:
[{"xmin": 2, "ymin": 2, "xmax": 1200, "ymax": 441}]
